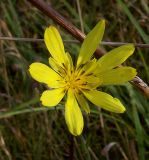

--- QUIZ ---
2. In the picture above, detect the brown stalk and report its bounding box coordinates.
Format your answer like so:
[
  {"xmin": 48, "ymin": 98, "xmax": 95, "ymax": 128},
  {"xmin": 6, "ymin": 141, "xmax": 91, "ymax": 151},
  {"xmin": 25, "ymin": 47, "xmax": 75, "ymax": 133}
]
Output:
[{"xmin": 27, "ymin": 0, "xmax": 149, "ymax": 98}]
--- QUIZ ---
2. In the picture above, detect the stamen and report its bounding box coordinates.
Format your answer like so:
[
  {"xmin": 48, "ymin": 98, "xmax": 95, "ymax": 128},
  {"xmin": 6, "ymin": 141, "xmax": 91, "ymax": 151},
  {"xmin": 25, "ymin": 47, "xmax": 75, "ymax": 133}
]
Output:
[
  {"xmin": 85, "ymin": 73, "xmax": 93, "ymax": 76},
  {"xmin": 82, "ymin": 82, "xmax": 88, "ymax": 85},
  {"xmin": 76, "ymin": 78, "xmax": 80, "ymax": 81},
  {"xmin": 81, "ymin": 71, "xmax": 85, "ymax": 74},
  {"xmin": 62, "ymin": 63, "xmax": 65, "ymax": 67},
  {"xmin": 78, "ymin": 63, "xmax": 85, "ymax": 69}
]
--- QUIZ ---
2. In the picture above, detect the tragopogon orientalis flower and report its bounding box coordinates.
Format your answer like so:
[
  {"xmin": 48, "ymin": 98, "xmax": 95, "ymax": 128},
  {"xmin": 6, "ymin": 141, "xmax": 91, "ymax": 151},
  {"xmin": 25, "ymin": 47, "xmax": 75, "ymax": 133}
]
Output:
[{"xmin": 29, "ymin": 20, "xmax": 137, "ymax": 136}]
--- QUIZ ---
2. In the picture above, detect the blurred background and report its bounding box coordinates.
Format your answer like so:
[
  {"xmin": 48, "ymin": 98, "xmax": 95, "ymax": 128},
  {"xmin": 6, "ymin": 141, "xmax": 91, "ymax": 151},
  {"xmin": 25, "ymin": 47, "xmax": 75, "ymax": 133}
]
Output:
[{"xmin": 0, "ymin": 0, "xmax": 149, "ymax": 159}]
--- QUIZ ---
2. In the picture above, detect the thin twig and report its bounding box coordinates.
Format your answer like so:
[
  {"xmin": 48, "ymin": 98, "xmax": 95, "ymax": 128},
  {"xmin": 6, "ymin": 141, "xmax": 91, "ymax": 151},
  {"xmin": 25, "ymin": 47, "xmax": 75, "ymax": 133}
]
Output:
[
  {"xmin": 0, "ymin": 37, "xmax": 43, "ymax": 42},
  {"xmin": 76, "ymin": 0, "xmax": 84, "ymax": 33},
  {"xmin": 1, "ymin": 36, "xmax": 149, "ymax": 48},
  {"xmin": 101, "ymin": 41, "xmax": 149, "ymax": 48},
  {"xmin": 27, "ymin": 0, "xmax": 149, "ymax": 98}
]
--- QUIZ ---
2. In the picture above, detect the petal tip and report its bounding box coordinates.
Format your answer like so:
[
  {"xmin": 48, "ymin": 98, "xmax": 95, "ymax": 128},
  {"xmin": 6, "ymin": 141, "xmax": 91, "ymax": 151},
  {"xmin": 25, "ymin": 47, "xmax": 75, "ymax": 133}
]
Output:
[
  {"xmin": 126, "ymin": 44, "xmax": 135, "ymax": 55},
  {"xmin": 129, "ymin": 67, "xmax": 137, "ymax": 79},
  {"xmin": 98, "ymin": 19, "xmax": 106, "ymax": 30},
  {"xmin": 28, "ymin": 63, "xmax": 36, "ymax": 75},
  {"xmin": 44, "ymin": 25, "xmax": 57, "ymax": 41},
  {"xmin": 132, "ymin": 68, "xmax": 137, "ymax": 76},
  {"xmin": 119, "ymin": 106, "xmax": 126, "ymax": 113},
  {"xmin": 40, "ymin": 89, "xmax": 64, "ymax": 107},
  {"xmin": 40, "ymin": 93, "xmax": 47, "ymax": 107},
  {"xmin": 40, "ymin": 94, "xmax": 53, "ymax": 107},
  {"xmin": 45, "ymin": 25, "xmax": 56, "ymax": 31},
  {"xmin": 113, "ymin": 98, "xmax": 126, "ymax": 113},
  {"xmin": 101, "ymin": 19, "xmax": 106, "ymax": 25},
  {"xmin": 70, "ymin": 127, "xmax": 83, "ymax": 136}
]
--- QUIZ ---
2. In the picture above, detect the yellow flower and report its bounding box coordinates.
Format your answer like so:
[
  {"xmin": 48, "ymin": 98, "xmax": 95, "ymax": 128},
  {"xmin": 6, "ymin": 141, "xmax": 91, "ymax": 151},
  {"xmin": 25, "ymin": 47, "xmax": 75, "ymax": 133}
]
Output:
[{"xmin": 29, "ymin": 20, "xmax": 137, "ymax": 136}]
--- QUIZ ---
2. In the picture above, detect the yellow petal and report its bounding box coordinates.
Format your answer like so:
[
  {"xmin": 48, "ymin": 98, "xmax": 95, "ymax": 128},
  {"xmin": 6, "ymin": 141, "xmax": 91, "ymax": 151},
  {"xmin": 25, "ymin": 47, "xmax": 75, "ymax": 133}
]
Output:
[
  {"xmin": 40, "ymin": 88, "xmax": 65, "ymax": 107},
  {"xmin": 86, "ymin": 75, "xmax": 101, "ymax": 84},
  {"xmin": 95, "ymin": 44, "xmax": 135, "ymax": 74},
  {"xmin": 80, "ymin": 75, "xmax": 101, "ymax": 90},
  {"xmin": 49, "ymin": 57, "xmax": 66, "ymax": 75},
  {"xmin": 77, "ymin": 20, "xmax": 105, "ymax": 67},
  {"xmin": 65, "ymin": 52, "xmax": 74, "ymax": 71},
  {"xmin": 29, "ymin": 62, "xmax": 61, "ymax": 84},
  {"xmin": 80, "ymin": 58, "xmax": 97, "ymax": 76},
  {"xmin": 75, "ymin": 93, "xmax": 90, "ymax": 114},
  {"xmin": 44, "ymin": 26, "xmax": 66, "ymax": 64},
  {"xmin": 49, "ymin": 57, "xmax": 60, "ymax": 72},
  {"xmin": 83, "ymin": 90, "xmax": 126, "ymax": 113},
  {"xmin": 65, "ymin": 89, "xmax": 84, "ymax": 136},
  {"xmin": 98, "ymin": 67, "xmax": 137, "ymax": 85}
]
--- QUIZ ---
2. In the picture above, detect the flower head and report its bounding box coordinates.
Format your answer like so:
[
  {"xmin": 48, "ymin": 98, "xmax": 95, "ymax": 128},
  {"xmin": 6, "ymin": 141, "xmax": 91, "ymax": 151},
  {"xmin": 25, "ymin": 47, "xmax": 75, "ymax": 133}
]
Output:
[{"xmin": 29, "ymin": 20, "xmax": 137, "ymax": 136}]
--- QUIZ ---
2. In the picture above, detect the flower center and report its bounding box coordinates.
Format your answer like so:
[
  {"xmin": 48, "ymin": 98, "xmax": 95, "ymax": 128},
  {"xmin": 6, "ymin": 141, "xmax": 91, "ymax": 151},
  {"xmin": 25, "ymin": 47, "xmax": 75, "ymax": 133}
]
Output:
[
  {"xmin": 64, "ymin": 70, "xmax": 85, "ymax": 90},
  {"xmin": 58, "ymin": 61, "xmax": 101, "ymax": 92}
]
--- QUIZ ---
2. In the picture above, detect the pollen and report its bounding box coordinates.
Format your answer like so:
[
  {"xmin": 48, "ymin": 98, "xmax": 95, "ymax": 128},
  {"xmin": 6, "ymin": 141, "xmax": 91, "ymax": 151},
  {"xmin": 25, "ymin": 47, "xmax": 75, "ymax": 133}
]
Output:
[
  {"xmin": 63, "ymin": 70, "xmax": 84, "ymax": 90},
  {"xmin": 59, "ymin": 64, "xmax": 100, "ymax": 92}
]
